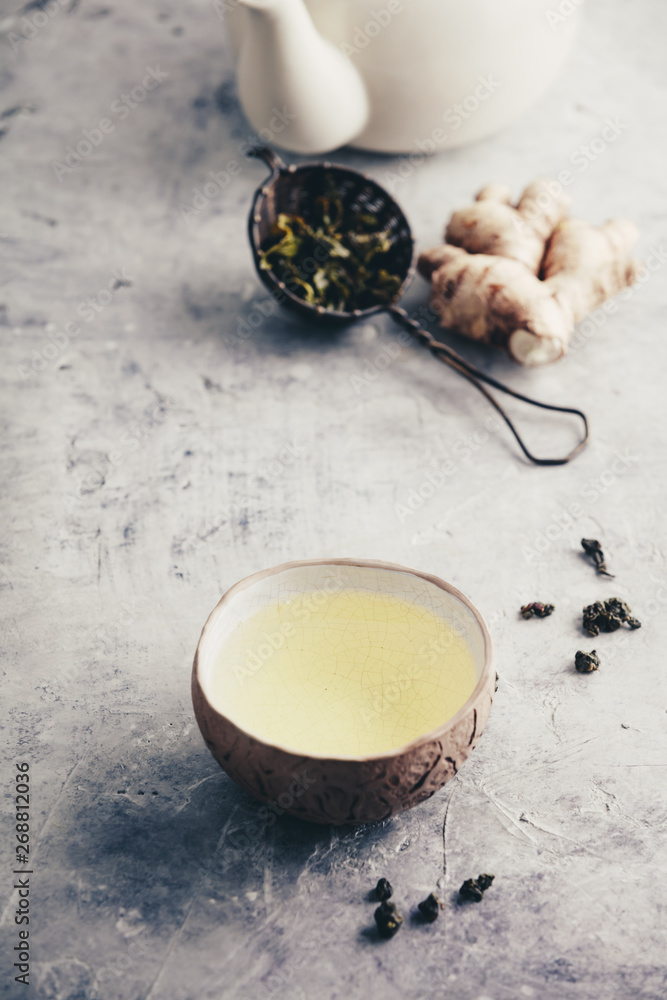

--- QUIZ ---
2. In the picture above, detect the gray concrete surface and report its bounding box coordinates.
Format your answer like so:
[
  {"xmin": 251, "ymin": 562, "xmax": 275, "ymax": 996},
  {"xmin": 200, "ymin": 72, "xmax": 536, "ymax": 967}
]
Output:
[{"xmin": 1, "ymin": 1, "xmax": 666, "ymax": 998}]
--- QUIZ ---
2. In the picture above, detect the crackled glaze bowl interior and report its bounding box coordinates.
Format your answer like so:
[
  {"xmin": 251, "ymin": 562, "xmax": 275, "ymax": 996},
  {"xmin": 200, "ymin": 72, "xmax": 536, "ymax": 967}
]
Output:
[{"xmin": 192, "ymin": 559, "xmax": 494, "ymax": 824}]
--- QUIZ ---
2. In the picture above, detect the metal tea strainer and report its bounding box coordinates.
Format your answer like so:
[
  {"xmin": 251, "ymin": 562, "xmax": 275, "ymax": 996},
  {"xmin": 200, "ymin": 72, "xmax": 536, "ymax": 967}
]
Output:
[{"xmin": 247, "ymin": 147, "xmax": 589, "ymax": 466}]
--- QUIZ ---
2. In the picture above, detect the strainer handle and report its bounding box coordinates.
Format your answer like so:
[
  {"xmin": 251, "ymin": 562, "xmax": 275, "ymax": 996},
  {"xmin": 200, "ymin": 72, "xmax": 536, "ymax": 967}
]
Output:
[
  {"xmin": 245, "ymin": 146, "xmax": 287, "ymax": 179},
  {"xmin": 389, "ymin": 306, "xmax": 589, "ymax": 467}
]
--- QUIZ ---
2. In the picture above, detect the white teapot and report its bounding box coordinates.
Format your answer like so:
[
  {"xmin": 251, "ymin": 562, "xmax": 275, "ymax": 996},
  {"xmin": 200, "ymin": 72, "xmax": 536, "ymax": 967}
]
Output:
[{"xmin": 225, "ymin": 0, "xmax": 580, "ymax": 154}]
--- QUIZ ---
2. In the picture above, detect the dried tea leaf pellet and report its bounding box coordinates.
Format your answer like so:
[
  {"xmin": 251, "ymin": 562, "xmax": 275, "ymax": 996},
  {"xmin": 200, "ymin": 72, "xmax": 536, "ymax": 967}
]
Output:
[
  {"xmin": 417, "ymin": 892, "xmax": 443, "ymax": 922},
  {"xmin": 374, "ymin": 900, "xmax": 403, "ymax": 938},
  {"xmin": 459, "ymin": 874, "xmax": 494, "ymax": 903},
  {"xmin": 520, "ymin": 602, "xmax": 555, "ymax": 619},
  {"xmin": 373, "ymin": 877, "xmax": 393, "ymax": 902},
  {"xmin": 575, "ymin": 650, "xmax": 600, "ymax": 673}
]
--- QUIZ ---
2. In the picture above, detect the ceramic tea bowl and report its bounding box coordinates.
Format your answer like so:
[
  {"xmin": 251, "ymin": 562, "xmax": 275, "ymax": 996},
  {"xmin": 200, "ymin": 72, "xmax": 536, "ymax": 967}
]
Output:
[{"xmin": 192, "ymin": 558, "xmax": 494, "ymax": 825}]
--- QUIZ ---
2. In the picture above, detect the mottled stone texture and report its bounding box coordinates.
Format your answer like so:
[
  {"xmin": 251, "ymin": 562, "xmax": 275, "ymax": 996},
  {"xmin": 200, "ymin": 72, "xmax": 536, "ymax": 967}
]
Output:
[{"xmin": 1, "ymin": 1, "xmax": 667, "ymax": 999}]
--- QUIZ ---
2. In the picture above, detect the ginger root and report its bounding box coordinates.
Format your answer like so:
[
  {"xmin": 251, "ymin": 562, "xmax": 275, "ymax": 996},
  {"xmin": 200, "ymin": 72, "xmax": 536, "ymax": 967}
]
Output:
[
  {"xmin": 541, "ymin": 218, "xmax": 640, "ymax": 328},
  {"xmin": 446, "ymin": 179, "xmax": 570, "ymax": 272},
  {"xmin": 418, "ymin": 244, "xmax": 571, "ymax": 365},
  {"xmin": 419, "ymin": 181, "xmax": 640, "ymax": 366}
]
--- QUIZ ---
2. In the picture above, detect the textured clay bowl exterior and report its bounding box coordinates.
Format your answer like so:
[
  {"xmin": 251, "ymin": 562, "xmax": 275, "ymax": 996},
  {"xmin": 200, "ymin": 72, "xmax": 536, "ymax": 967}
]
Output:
[{"xmin": 192, "ymin": 559, "xmax": 494, "ymax": 825}]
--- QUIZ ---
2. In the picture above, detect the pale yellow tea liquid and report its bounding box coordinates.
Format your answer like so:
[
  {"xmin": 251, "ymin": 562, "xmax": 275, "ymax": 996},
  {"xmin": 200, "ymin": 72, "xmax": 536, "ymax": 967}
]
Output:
[{"xmin": 209, "ymin": 589, "xmax": 478, "ymax": 757}]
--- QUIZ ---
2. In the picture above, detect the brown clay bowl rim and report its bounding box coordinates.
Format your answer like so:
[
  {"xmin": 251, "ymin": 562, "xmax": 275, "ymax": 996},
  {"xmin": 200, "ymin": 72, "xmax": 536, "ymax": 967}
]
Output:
[{"xmin": 192, "ymin": 557, "xmax": 494, "ymax": 763}]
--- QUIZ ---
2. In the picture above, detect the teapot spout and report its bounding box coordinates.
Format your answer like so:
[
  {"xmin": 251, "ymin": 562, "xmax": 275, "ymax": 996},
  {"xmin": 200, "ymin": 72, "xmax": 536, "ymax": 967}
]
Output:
[{"xmin": 235, "ymin": 0, "xmax": 369, "ymax": 154}]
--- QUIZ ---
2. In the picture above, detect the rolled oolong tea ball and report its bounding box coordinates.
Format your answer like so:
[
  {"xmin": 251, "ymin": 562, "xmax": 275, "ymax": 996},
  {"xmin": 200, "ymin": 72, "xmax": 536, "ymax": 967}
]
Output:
[
  {"xmin": 575, "ymin": 649, "xmax": 600, "ymax": 674},
  {"xmin": 520, "ymin": 602, "xmax": 555, "ymax": 619},
  {"xmin": 605, "ymin": 597, "xmax": 642, "ymax": 630},
  {"xmin": 459, "ymin": 874, "xmax": 494, "ymax": 903},
  {"xmin": 374, "ymin": 900, "xmax": 403, "ymax": 938},
  {"xmin": 373, "ymin": 877, "xmax": 393, "ymax": 902},
  {"xmin": 417, "ymin": 892, "xmax": 443, "ymax": 922},
  {"xmin": 459, "ymin": 879, "xmax": 484, "ymax": 903},
  {"xmin": 582, "ymin": 598, "xmax": 642, "ymax": 636}
]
